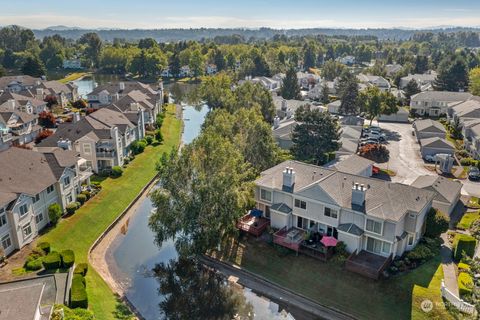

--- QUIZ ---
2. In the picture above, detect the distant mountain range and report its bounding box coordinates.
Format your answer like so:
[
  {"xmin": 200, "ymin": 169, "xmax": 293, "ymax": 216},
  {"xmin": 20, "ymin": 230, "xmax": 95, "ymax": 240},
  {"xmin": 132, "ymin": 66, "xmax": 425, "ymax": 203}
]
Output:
[{"xmin": 26, "ymin": 26, "xmax": 480, "ymax": 42}]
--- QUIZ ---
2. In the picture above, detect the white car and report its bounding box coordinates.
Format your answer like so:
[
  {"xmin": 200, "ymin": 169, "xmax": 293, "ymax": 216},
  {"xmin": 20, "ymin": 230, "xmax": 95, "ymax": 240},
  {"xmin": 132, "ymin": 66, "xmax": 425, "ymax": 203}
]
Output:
[{"xmin": 424, "ymin": 154, "xmax": 437, "ymax": 162}]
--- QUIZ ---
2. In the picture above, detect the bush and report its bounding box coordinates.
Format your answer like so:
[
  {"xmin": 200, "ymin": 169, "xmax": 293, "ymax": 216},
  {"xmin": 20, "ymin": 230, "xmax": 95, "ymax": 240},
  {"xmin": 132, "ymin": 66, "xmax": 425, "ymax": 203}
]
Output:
[
  {"xmin": 111, "ymin": 166, "xmax": 123, "ymax": 177},
  {"xmin": 458, "ymin": 272, "xmax": 473, "ymax": 297},
  {"xmin": 52, "ymin": 304, "xmax": 95, "ymax": 320},
  {"xmin": 458, "ymin": 262, "xmax": 471, "ymax": 271},
  {"xmin": 74, "ymin": 263, "xmax": 89, "ymax": 276},
  {"xmin": 48, "ymin": 203, "xmax": 62, "ymax": 226},
  {"xmin": 453, "ymin": 234, "xmax": 477, "ymax": 261},
  {"xmin": 424, "ymin": 208, "xmax": 449, "ymax": 238},
  {"xmin": 37, "ymin": 242, "xmax": 51, "ymax": 254},
  {"xmin": 155, "ymin": 129, "xmax": 163, "ymax": 143},
  {"xmin": 130, "ymin": 140, "xmax": 146, "ymax": 154},
  {"xmin": 145, "ymin": 135, "xmax": 154, "ymax": 145},
  {"xmin": 66, "ymin": 202, "xmax": 79, "ymax": 215},
  {"xmin": 405, "ymin": 244, "xmax": 435, "ymax": 261},
  {"xmin": 25, "ymin": 258, "xmax": 43, "ymax": 271},
  {"xmin": 460, "ymin": 157, "xmax": 476, "ymax": 166},
  {"xmin": 42, "ymin": 251, "xmax": 61, "ymax": 270},
  {"xmin": 70, "ymin": 274, "xmax": 88, "ymax": 309},
  {"xmin": 80, "ymin": 190, "xmax": 91, "ymax": 200},
  {"xmin": 358, "ymin": 144, "xmax": 390, "ymax": 163},
  {"xmin": 61, "ymin": 250, "xmax": 75, "ymax": 268},
  {"xmin": 76, "ymin": 194, "xmax": 87, "ymax": 205}
]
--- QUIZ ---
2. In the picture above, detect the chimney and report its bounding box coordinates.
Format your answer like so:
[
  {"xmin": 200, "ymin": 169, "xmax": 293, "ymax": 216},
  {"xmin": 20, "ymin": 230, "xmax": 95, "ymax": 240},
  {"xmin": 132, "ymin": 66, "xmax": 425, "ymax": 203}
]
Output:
[
  {"xmin": 286, "ymin": 108, "xmax": 293, "ymax": 118},
  {"xmin": 57, "ymin": 138, "xmax": 72, "ymax": 150},
  {"xmin": 281, "ymin": 99, "xmax": 288, "ymax": 111},
  {"xmin": 72, "ymin": 112, "xmax": 81, "ymax": 123},
  {"xmin": 273, "ymin": 116, "xmax": 280, "ymax": 129},
  {"xmin": 351, "ymin": 182, "xmax": 366, "ymax": 206},
  {"xmin": 130, "ymin": 102, "xmax": 139, "ymax": 111},
  {"xmin": 36, "ymin": 88, "xmax": 44, "ymax": 100},
  {"xmin": 7, "ymin": 99, "xmax": 15, "ymax": 111},
  {"xmin": 158, "ymin": 81, "xmax": 164, "ymax": 91},
  {"xmin": 282, "ymin": 167, "xmax": 296, "ymax": 188},
  {"xmin": 119, "ymin": 82, "xmax": 125, "ymax": 91}
]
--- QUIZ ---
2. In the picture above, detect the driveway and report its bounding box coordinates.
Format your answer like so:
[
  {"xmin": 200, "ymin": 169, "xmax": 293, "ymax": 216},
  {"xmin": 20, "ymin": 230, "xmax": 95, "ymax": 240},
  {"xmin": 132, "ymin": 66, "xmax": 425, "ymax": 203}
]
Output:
[{"xmin": 373, "ymin": 121, "xmax": 480, "ymax": 197}]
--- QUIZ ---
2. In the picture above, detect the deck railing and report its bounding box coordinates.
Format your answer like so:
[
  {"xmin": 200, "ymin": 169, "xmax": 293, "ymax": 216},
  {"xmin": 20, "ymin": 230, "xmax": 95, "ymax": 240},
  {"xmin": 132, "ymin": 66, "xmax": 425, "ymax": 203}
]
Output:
[
  {"xmin": 441, "ymin": 280, "xmax": 476, "ymax": 315},
  {"xmin": 345, "ymin": 250, "xmax": 392, "ymax": 280},
  {"xmin": 236, "ymin": 213, "xmax": 269, "ymax": 237},
  {"xmin": 273, "ymin": 227, "xmax": 304, "ymax": 252}
]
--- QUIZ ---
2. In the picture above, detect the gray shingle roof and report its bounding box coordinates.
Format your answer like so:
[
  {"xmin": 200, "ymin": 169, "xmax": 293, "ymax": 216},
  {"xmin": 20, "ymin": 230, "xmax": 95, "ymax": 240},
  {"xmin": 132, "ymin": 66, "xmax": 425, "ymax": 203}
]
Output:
[
  {"xmin": 338, "ymin": 223, "xmax": 364, "ymax": 236},
  {"xmin": 333, "ymin": 154, "xmax": 373, "ymax": 176},
  {"xmin": 0, "ymin": 283, "xmax": 44, "ymax": 320},
  {"xmin": 414, "ymin": 119, "xmax": 446, "ymax": 133},
  {"xmin": 410, "ymin": 175, "xmax": 461, "ymax": 204},
  {"xmin": 411, "ymin": 91, "xmax": 472, "ymax": 102},
  {"xmin": 256, "ymin": 160, "xmax": 434, "ymax": 222},
  {"xmin": 419, "ymin": 137, "xmax": 454, "ymax": 149},
  {"xmin": 0, "ymin": 75, "xmax": 42, "ymax": 89},
  {"xmin": 270, "ymin": 202, "xmax": 292, "ymax": 214}
]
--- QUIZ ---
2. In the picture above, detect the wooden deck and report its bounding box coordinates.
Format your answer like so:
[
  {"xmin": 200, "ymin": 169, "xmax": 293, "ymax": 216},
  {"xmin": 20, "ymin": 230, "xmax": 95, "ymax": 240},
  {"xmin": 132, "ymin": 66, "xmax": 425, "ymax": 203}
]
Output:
[
  {"xmin": 236, "ymin": 213, "xmax": 270, "ymax": 237},
  {"xmin": 345, "ymin": 250, "xmax": 392, "ymax": 280},
  {"xmin": 273, "ymin": 227, "xmax": 305, "ymax": 252},
  {"xmin": 299, "ymin": 242, "xmax": 334, "ymax": 262}
]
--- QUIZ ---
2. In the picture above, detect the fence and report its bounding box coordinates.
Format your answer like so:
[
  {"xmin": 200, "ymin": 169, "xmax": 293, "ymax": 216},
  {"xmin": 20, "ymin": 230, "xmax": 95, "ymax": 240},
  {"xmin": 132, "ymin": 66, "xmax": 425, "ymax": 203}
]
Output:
[{"xmin": 441, "ymin": 280, "xmax": 476, "ymax": 315}]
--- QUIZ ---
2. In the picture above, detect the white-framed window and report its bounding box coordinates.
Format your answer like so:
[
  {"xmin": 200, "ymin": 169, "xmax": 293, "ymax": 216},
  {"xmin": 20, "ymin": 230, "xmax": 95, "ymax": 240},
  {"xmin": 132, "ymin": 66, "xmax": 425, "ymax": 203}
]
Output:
[
  {"xmin": 63, "ymin": 176, "xmax": 71, "ymax": 187},
  {"xmin": 83, "ymin": 143, "xmax": 92, "ymax": 155},
  {"xmin": 260, "ymin": 189, "xmax": 272, "ymax": 202},
  {"xmin": 294, "ymin": 199, "xmax": 307, "ymax": 210},
  {"xmin": 35, "ymin": 212, "xmax": 44, "ymax": 224},
  {"xmin": 33, "ymin": 194, "xmax": 40, "ymax": 203},
  {"xmin": 1, "ymin": 234, "xmax": 11, "ymax": 249},
  {"xmin": 324, "ymin": 207, "xmax": 338, "ymax": 219},
  {"xmin": 0, "ymin": 209, "xmax": 6, "ymax": 228},
  {"xmin": 366, "ymin": 219, "xmax": 382, "ymax": 235},
  {"xmin": 47, "ymin": 185, "xmax": 55, "ymax": 194},
  {"xmin": 408, "ymin": 234, "xmax": 414, "ymax": 246},
  {"xmin": 296, "ymin": 216, "xmax": 309, "ymax": 230},
  {"xmin": 366, "ymin": 237, "xmax": 391, "ymax": 255},
  {"xmin": 23, "ymin": 223, "xmax": 32, "ymax": 238},
  {"xmin": 19, "ymin": 204, "xmax": 29, "ymax": 217},
  {"xmin": 67, "ymin": 193, "xmax": 73, "ymax": 203}
]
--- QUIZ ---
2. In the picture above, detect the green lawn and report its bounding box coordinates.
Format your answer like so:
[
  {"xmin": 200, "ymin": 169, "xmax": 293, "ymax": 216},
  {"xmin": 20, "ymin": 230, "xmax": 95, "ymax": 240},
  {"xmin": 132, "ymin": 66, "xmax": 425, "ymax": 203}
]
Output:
[
  {"xmin": 58, "ymin": 72, "xmax": 89, "ymax": 83},
  {"xmin": 38, "ymin": 104, "xmax": 182, "ymax": 319},
  {"xmin": 215, "ymin": 238, "xmax": 451, "ymax": 320},
  {"xmin": 457, "ymin": 211, "xmax": 480, "ymax": 230}
]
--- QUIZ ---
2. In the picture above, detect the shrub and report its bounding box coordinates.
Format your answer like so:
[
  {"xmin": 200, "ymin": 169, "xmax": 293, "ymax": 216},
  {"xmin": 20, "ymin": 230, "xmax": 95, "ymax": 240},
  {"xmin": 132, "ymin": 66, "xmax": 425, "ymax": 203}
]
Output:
[
  {"xmin": 453, "ymin": 234, "xmax": 477, "ymax": 261},
  {"xmin": 155, "ymin": 129, "xmax": 163, "ymax": 143},
  {"xmin": 424, "ymin": 208, "xmax": 449, "ymax": 238},
  {"xmin": 52, "ymin": 304, "xmax": 94, "ymax": 320},
  {"xmin": 80, "ymin": 190, "xmax": 91, "ymax": 200},
  {"xmin": 405, "ymin": 244, "xmax": 435, "ymax": 261},
  {"xmin": 76, "ymin": 194, "xmax": 87, "ymax": 205},
  {"xmin": 42, "ymin": 251, "xmax": 61, "ymax": 270},
  {"xmin": 74, "ymin": 263, "xmax": 88, "ymax": 276},
  {"xmin": 61, "ymin": 250, "xmax": 75, "ymax": 268},
  {"xmin": 460, "ymin": 157, "xmax": 475, "ymax": 166},
  {"xmin": 35, "ymin": 129, "xmax": 54, "ymax": 144},
  {"xmin": 145, "ymin": 135, "xmax": 153, "ymax": 145},
  {"xmin": 25, "ymin": 258, "xmax": 43, "ymax": 271},
  {"xmin": 458, "ymin": 262, "xmax": 471, "ymax": 271},
  {"xmin": 70, "ymin": 274, "xmax": 88, "ymax": 309},
  {"xmin": 111, "ymin": 166, "xmax": 123, "ymax": 177},
  {"xmin": 458, "ymin": 272, "xmax": 473, "ymax": 297},
  {"xmin": 48, "ymin": 203, "xmax": 62, "ymax": 226},
  {"xmin": 358, "ymin": 144, "xmax": 390, "ymax": 163},
  {"xmin": 130, "ymin": 140, "xmax": 146, "ymax": 154},
  {"xmin": 37, "ymin": 242, "xmax": 51, "ymax": 254},
  {"xmin": 66, "ymin": 202, "xmax": 79, "ymax": 215}
]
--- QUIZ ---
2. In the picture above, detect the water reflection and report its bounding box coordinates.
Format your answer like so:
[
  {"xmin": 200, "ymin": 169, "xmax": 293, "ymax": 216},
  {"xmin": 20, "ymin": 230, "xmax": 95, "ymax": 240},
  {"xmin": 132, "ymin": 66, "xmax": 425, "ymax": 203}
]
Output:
[{"xmin": 153, "ymin": 257, "xmax": 254, "ymax": 320}]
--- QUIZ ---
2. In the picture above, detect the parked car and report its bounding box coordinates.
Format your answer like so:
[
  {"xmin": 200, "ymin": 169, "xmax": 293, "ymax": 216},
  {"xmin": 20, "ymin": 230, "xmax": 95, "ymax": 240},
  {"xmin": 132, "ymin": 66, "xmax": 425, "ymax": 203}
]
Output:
[
  {"xmin": 468, "ymin": 166, "xmax": 480, "ymax": 181},
  {"xmin": 423, "ymin": 154, "xmax": 437, "ymax": 163},
  {"xmin": 362, "ymin": 132, "xmax": 386, "ymax": 141},
  {"xmin": 361, "ymin": 137, "xmax": 380, "ymax": 143},
  {"xmin": 360, "ymin": 140, "xmax": 379, "ymax": 147}
]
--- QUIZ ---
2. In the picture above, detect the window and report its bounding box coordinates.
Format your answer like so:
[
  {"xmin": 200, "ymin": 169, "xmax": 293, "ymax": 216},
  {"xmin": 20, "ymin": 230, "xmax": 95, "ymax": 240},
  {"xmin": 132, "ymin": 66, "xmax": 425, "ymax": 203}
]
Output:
[
  {"xmin": 265, "ymin": 206, "xmax": 270, "ymax": 219},
  {"xmin": 47, "ymin": 185, "xmax": 54, "ymax": 194},
  {"xmin": 0, "ymin": 208, "xmax": 6, "ymax": 228},
  {"xmin": 382, "ymin": 242, "xmax": 391, "ymax": 254},
  {"xmin": 35, "ymin": 212, "xmax": 44, "ymax": 224},
  {"xmin": 67, "ymin": 193, "xmax": 73, "ymax": 203},
  {"xmin": 297, "ymin": 216, "xmax": 308, "ymax": 229},
  {"xmin": 83, "ymin": 143, "xmax": 92, "ymax": 155},
  {"xmin": 63, "ymin": 176, "xmax": 71, "ymax": 187},
  {"xmin": 260, "ymin": 189, "xmax": 272, "ymax": 202},
  {"xmin": 294, "ymin": 199, "xmax": 306, "ymax": 209},
  {"xmin": 1, "ymin": 234, "xmax": 11, "ymax": 249},
  {"xmin": 366, "ymin": 219, "xmax": 382, "ymax": 235},
  {"xmin": 408, "ymin": 234, "xmax": 414, "ymax": 246},
  {"xmin": 324, "ymin": 207, "xmax": 338, "ymax": 219},
  {"xmin": 33, "ymin": 194, "xmax": 40, "ymax": 203},
  {"xmin": 19, "ymin": 204, "xmax": 28, "ymax": 216},
  {"xmin": 23, "ymin": 224, "xmax": 32, "ymax": 238}
]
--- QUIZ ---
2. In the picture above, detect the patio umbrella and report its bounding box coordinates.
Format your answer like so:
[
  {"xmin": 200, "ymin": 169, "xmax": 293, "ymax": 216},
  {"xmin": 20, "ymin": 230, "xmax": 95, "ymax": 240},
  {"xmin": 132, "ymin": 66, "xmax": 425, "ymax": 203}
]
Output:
[{"xmin": 321, "ymin": 236, "xmax": 338, "ymax": 247}]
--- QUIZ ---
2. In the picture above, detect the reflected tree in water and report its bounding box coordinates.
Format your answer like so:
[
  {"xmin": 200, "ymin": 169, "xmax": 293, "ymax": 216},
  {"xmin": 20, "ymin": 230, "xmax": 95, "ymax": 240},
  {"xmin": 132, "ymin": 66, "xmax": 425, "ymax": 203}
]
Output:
[{"xmin": 153, "ymin": 257, "xmax": 254, "ymax": 320}]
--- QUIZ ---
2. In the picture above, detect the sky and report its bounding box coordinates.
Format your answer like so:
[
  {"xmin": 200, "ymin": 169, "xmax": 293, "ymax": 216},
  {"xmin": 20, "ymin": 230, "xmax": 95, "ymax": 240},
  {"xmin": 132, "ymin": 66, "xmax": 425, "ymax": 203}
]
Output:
[{"xmin": 1, "ymin": 0, "xmax": 480, "ymax": 30}]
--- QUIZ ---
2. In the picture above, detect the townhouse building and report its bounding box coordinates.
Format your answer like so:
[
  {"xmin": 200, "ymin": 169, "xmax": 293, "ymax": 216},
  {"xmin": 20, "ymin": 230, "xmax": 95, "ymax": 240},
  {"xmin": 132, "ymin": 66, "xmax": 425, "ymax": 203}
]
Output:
[
  {"xmin": 253, "ymin": 161, "xmax": 434, "ymax": 261},
  {"xmin": 0, "ymin": 101, "xmax": 41, "ymax": 149},
  {"xmin": 0, "ymin": 147, "xmax": 90, "ymax": 256},
  {"xmin": 410, "ymin": 91, "xmax": 472, "ymax": 116}
]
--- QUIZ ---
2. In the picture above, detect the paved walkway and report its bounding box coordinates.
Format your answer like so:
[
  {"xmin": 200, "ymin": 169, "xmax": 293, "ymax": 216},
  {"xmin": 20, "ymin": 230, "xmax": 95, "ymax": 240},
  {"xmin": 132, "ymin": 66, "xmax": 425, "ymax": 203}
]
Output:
[{"xmin": 440, "ymin": 233, "xmax": 458, "ymax": 296}]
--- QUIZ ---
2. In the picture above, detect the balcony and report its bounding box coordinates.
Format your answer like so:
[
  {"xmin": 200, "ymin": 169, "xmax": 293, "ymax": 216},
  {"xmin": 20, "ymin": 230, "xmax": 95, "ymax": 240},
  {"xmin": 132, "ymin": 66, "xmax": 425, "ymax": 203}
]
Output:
[
  {"xmin": 236, "ymin": 211, "xmax": 270, "ymax": 237},
  {"xmin": 96, "ymin": 150, "xmax": 116, "ymax": 158},
  {"xmin": 78, "ymin": 166, "xmax": 93, "ymax": 182},
  {"xmin": 1, "ymin": 133, "xmax": 12, "ymax": 143},
  {"xmin": 273, "ymin": 227, "xmax": 305, "ymax": 252}
]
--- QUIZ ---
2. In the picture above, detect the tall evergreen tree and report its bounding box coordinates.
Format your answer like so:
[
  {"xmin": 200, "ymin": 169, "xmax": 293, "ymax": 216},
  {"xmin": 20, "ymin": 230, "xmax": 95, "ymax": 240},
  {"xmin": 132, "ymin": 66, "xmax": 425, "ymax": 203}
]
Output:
[
  {"xmin": 434, "ymin": 55, "xmax": 468, "ymax": 92},
  {"xmin": 414, "ymin": 55, "xmax": 429, "ymax": 74},
  {"xmin": 213, "ymin": 49, "xmax": 225, "ymax": 71},
  {"xmin": 337, "ymin": 71, "xmax": 359, "ymax": 115},
  {"xmin": 404, "ymin": 79, "xmax": 421, "ymax": 104},
  {"xmin": 280, "ymin": 67, "xmax": 301, "ymax": 100},
  {"xmin": 21, "ymin": 55, "xmax": 46, "ymax": 77},
  {"xmin": 303, "ymin": 44, "xmax": 316, "ymax": 70},
  {"xmin": 320, "ymin": 82, "xmax": 330, "ymax": 105}
]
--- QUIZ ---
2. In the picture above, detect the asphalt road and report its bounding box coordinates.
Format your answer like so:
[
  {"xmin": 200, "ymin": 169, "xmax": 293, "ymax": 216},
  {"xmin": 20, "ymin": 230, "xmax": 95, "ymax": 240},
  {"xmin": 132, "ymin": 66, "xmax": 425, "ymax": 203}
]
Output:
[{"xmin": 374, "ymin": 121, "xmax": 480, "ymax": 197}]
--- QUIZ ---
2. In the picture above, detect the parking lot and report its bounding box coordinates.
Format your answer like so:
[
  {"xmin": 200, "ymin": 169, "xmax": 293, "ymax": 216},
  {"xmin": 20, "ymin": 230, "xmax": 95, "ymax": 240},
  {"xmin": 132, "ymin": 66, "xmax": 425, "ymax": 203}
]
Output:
[{"xmin": 372, "ymin": 121, "xmax": 480, "ymax": 197}]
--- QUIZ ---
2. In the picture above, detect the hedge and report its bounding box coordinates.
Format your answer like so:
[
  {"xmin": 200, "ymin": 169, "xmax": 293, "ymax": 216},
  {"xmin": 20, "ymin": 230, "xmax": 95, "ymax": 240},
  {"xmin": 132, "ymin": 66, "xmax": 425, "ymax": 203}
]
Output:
[
  {"xmin": 80, "ymin": 190, "xmax": 91, "ymax": 200},
  {"xmin": 25, "ymin": 258, "xmax": 43, "ymax": 271},
  {"xmin": 453, "ymin": 234, "xmax": 477, "ymax": 261},
  {"xmin": 60, "ymin": 250, "xmax": 75, "ymax": 268},
  {"xmin": 74, "ymin": 263, "xmax": 88, "ymax": 276},
  {"xmin": 66, "ymin": 202, "xmax": 80, "ymax": 215},
  {"xmin": 458, "ymin": 272, "xmax": 473, "ymax": 296},
  {"xmin": 42, "ymin": 251, "xmax": 61, "ymax": 270},
  {"xmin": 37, "ymin": 242, "xmax": 51, "ymax": 254},
  {"xmin": 70, "ymin": 274, "xmax": 88, "ymax": 309},
  {"xmin": 458, "ymin": 262, "xmax": 471, "ymax": 271}
]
